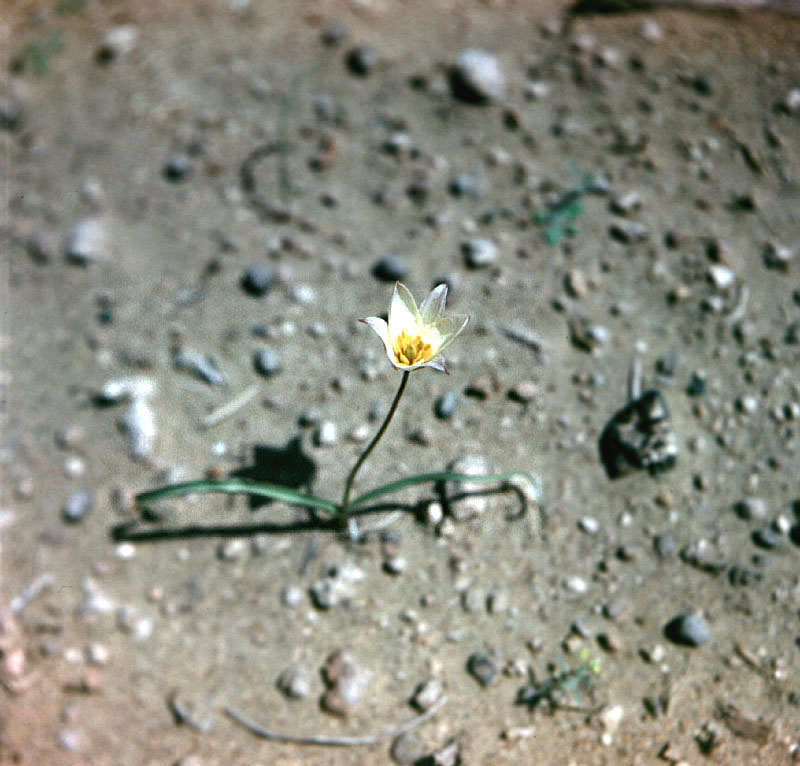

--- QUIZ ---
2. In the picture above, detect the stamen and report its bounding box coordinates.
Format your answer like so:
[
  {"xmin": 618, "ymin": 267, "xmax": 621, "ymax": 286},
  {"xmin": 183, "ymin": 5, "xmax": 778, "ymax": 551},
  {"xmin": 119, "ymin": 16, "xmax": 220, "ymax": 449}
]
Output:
[{"xmin": 393, "ymin": 331, "xmax": 432, "ymax": 366}]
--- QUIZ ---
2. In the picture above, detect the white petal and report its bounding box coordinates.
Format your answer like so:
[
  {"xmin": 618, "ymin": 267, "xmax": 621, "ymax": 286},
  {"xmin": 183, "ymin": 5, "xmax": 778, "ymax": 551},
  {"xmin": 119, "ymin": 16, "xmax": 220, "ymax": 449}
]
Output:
[
  {"xmin": 421, "ymin": 356, "xmax": 448, "ymax": 373},
  {"xmin": 419, "ymin": 284, "xmax": 448, "ymax": 324},
  {"xmin": 388, "ymin": 282, "xmax": 421, "ymax": 342},
  {"xmin": 360, "ymin": 317, "xmax": 395, "ymax": 362},
  {"xmin": 431, "ymin": 314, "xmax": 469, "ymax": 355}
]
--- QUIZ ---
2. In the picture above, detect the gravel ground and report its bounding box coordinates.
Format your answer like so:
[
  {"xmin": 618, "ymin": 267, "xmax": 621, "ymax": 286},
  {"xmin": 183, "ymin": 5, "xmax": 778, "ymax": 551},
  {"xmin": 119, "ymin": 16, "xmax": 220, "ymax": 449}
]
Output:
[{"xmin": 2, "ymin": 1, "xmax": 800, "ymax": 764}]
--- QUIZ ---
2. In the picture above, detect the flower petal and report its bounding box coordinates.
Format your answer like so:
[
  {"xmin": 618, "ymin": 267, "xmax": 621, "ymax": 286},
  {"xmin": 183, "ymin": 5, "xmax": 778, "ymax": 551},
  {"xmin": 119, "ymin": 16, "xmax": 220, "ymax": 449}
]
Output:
[
  {"xmin": 421, "ymin": 356, "xmax": 448, "ymax": 373},
  {"xmin": 418, "ymin": 284, "xmax": 448, "ymax": 324},
  {"xmin": 360, "ymin": 317, "xmax": 394, "ymax": 361},
  {"xmin": 431, "ymin": 314, "xmax": 469, "ymax": 354},
  {"xmin": 388, "ymin": 282, "xmax": 421, "ymax": 342}
]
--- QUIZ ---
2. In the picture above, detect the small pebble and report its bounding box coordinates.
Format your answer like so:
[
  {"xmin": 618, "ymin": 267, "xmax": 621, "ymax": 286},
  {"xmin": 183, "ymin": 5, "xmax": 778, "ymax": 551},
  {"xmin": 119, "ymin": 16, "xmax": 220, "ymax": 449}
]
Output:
[
  {"xmin": 450, "ymin": 49, "xmax": 506, "ymax": 103},
  {"xmin": 752, "ymin": 527, "xmax": 780, "ymax": 549},
  {"xmin": 734, "ymin": 497, "xmax": 768, "ymax": 521},
  {"xmin": 240, "ymin": 265, "xmax": 275, "ymax": 296},
  {"xmin": 383, "ymin": 555, "xmax": 407, "ymax": 575},
  {"xmin": 653, "ymin": 532, "xmax": 676, "ymax": 558},
  {"xmin": 462, "ymin": 588, "xmax": 484, "ymax": 614},
  {"xmin": 63, "ymin": 455, "xmax": 85, "ymax": 478},
  {"xmin": 466, "ymin": 652, "xmax": 497, "ymax": 687},
  {"xmin": 391, "ymin": 732, "xmax": 425, "ymax": 764},
  {"xmin": 664, "ymin": 613, "xmax": 710, "ymax": 647},
  {"xmin": 371, "ymin": 253, "xmax": 408, "ymax": 282},
  {"xmin": 163, "ymin": 153, "xmax": 193, "ymax": 182},
  {"xmin": 281, "ymin": 585, "xmax": 305, "ymax": 608},
  {"xmin": 65, "ymin": 218, "xmax": 107, "ymax": 264},
  {"xmin": 63, "ymin": 490, "xmax": 93, "ymax": 524},
  {"xmin": 579, "ymin": 516, "xmax": 599, "ymax": 534},
  {"xmin": 277, "ymin": 665, "xmax": 312, "ymax": 700},
  {"xmin": 412, "ymin": 677, "xmax": 443, "ymax": 711},
  {"xmin": 488, "ymin": 589, "xmax": 509, "ymax": 614},
  {"xmin": 462, "ymin": 238, "xmax": 497, "ymax": 268},
  {"xmin": 217, "ymin": 539, "xmax": 247, "ymax": 561},
  {"xmin": 610, "ymin": 220, "xmax": 649, "ymax": 243},
  {"xmin": 253, "ymin": 348, "xmax": 281, "ymax": 376},
  {"xmin": 345, "ymin": 45, "xmax": 378, "ymax": 76},
  {"xmin": 314, "ymin": 421, "xmax": 338, "ymax": 447},
  {"xmin": 56, "ymin": 424, "xmax": 85, "ymax": 449},
  {"xmin": 434, "ymin": 391, "xmax": 459, "ymax": 420}
]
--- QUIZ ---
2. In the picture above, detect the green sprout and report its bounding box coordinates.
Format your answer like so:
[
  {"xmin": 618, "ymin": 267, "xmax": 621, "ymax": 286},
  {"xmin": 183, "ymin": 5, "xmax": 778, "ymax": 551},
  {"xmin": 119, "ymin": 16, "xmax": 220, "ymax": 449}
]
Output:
[
  {"xmin": 516, "ymin": 648, "xmax": 602, "ymax": 713},
  {"xmin": 532, "ymin": 163, "xmax": 608, "ymax": 245}
]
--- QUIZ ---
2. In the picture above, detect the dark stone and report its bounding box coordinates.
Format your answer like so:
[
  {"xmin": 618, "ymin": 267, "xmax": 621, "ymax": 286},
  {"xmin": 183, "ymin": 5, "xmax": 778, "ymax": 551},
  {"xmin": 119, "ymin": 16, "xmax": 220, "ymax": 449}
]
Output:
[
  {"xmin": 240, "ymin": 265, "xmax": 275, "ymax": 296},
  {"xmin": 664, "ymin": 613, "xmax": 710, "ymax": 647},
  {"xmin": 434, "ymin": 391, "xmax": 459, "ymax": 420},
  {"xmin": 163, "ymin": 153, "xmax": 193, "ymax": 182},
  {"xmin": 599, "ymin": 390, "xmax": 678, "ymax": 479},
  {"xmin": 653, "ymin": 532, "xmax": 676, "ymax": 559},
  {"xmin": 253, "ymin": 348, "xmax": 281, "ymax": 377},
  {"xmin": 371, "ymin": 253, "xmax": 408, "ymax": 282},
  {"xmin": 752, "ymin": 527, "xmax": 780, "ymax": 550},
  {"xmin": 466, "ymin": 652, "xmax": 497, "ymax": 687},
  {"xmin": 345, "ymin": 45, "xmax": 378, "ymax": 76}
]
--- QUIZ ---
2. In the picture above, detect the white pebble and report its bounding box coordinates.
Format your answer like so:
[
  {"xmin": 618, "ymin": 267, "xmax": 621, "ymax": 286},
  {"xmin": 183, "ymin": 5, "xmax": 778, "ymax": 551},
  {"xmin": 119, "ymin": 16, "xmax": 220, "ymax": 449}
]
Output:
[{"xmin": 65, "ymin": 217, "xmax": 107, "ymax": 264}]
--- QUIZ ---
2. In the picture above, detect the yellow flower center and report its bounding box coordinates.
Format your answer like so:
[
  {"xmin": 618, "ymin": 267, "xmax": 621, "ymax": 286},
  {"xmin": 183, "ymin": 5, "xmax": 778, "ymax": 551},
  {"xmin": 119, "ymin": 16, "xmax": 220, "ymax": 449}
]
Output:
[{"xmin": 393, "ymin": 330, "xmax": 433, "ymax": 366}]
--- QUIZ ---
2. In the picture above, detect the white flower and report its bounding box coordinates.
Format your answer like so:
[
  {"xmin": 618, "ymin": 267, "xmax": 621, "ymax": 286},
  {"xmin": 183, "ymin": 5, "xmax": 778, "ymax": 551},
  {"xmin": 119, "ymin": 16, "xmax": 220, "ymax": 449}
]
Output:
[{"xmin": 361, "ymin": 282, "xmax": 469, "ymax": 373}]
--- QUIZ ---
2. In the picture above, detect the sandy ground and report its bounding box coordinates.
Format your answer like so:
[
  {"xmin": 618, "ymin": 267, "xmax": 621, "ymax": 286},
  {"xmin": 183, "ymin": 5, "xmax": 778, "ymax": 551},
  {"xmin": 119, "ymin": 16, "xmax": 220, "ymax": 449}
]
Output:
[{"xmin": 2, "ymin": 1, "xmax": 800, "ymax": 764}]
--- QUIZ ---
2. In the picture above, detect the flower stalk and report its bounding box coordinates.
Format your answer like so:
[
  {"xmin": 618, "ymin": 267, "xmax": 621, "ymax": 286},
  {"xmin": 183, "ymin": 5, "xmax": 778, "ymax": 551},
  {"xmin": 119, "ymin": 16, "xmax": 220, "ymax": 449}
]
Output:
[{"xmin": 339, "ymin": 370, "xmax": 410, "ymax": 534}]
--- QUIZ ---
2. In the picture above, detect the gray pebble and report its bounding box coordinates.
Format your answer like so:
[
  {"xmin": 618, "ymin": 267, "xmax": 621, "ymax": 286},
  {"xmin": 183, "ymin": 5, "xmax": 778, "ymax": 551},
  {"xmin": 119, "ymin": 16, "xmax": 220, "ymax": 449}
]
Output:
[
  {"xmin": 412, "ymin": 677, "xmax": 443, "ymax": 711},
  {"xmin": 372, "ymin": 253, "xmax": 408, "ymax": 282},
  {"xmin": 466, "ymin": 652, "xmax": 497, "ymax": 687},
  {"xmin": 664, "ymin": 613, "xmax": 710, "ymax": 647},
  {"xmin": 450, "ymin": 49, "xmax": 506, "ymax": 103},
  {"xmin": 391, "ymin": 732, "xmax": 425, "ymax": 764},
  {"xmin": 253, "ymin": 348, "xmax": 281, "ymax": 376},
  {"xmin": 462, "ymin": 587, "xmax": 484, "ymax": 614},
  {"xmin": 345, "ymin": 45, "xmax": 378, "ymax": 76},
  {"xmin": 434, "ymin": 391, "xmax": 459, "ymax": 420},
  {"xmin": 63, "ymin": 490, "xmax": 93, "ymax": 523},
  {"xmin": 735, "ymin": 497, "xmax": 768, "ymax": 521},
  {"xmin": 298, "ymin": 408, "xmax": 321, "ymax": 427},
  {"xmin": 383, "ymin": 555, "xmax": 407, "ymax": 575},
  {"xmin": 277, "ymin": 664, "xmax": 312, "ymax": 700},
  {"xmin": 488, "ymin": 589, "xmax": 509, "ymax": 614},
  {"xmin": 609, "ymin": 220, "xmax": 649, "ymax": 244},
  {"xmin": 449, "ymin": 174, "xmax": 481, "ymax": 199},
  {"xmin": 163, "ymin": 153, "xmax": 193, "ymax": 182},
  {"xmin": 462, "ymin": 238, "xmax": 497, "ymax": 268},
  {"xmin": 752, "ymin": 527, "xmax": 780, "ymax": 549},
  {"xmin": 217, "ymin": 538, "xmax": 247, "ymax": 561},
  {"xmin": 240, "ymin": 265, "xmax": 275, "ymax": 296},
  {"xmin": 653, "ymin": 532, "xmax": 676, "ymax": 558}
]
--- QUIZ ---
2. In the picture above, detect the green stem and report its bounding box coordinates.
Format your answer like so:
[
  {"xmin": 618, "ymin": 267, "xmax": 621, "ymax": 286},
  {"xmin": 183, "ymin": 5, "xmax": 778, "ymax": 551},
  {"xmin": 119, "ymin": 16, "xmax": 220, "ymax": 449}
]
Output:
[{"xmin": 340, "ymin": 371, "xmax": 410, "ymax": 524}]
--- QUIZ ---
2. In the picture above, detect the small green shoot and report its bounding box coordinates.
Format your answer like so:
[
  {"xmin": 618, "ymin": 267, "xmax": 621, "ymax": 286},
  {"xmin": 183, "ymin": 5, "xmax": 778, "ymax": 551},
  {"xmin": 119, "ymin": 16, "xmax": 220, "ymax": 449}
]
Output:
[{"xmin": 516, "ymin": 648, "xmax": 602, "ymax": 713}]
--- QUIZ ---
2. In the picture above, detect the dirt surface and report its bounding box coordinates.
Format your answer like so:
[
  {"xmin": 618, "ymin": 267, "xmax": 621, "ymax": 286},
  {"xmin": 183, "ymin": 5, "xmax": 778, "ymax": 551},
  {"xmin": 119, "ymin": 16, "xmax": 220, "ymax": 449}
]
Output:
[{"xmin": 2, "ymin": 1, "xmax": 800, "ymax": 764}]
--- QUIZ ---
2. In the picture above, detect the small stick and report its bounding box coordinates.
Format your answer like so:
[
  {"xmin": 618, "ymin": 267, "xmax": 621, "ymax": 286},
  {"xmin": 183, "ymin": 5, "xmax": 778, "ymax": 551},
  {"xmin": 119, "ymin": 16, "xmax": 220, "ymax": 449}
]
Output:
[
  {"xmin": 628, "ymin": 355, "xmax": 642, "ymax": 403},
  {"xmin": 724, "ymin": 284, "xmax": 749, "ymax": 326},
  {"xmin": 225, "ymin": 694, "xmax": 447, "ymax": 747},
  {"xmin": 201, "ymin": 385, "xmax": 259, "ymax": 429},
  {"xmin": 10, "ymin": 573, "xmax": 54, "ymax": 614}
]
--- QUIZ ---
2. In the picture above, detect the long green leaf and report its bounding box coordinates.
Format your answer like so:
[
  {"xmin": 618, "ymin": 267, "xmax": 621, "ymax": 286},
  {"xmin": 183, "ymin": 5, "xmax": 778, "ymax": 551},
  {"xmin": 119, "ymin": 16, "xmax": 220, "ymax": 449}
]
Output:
[
  {"xmin": 136, "ymin": 478, "xmax": 338, "ymax": 515},
  {"xmin": 348, "ymin": 471, "xmax": 542, "ymax": 512}
]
